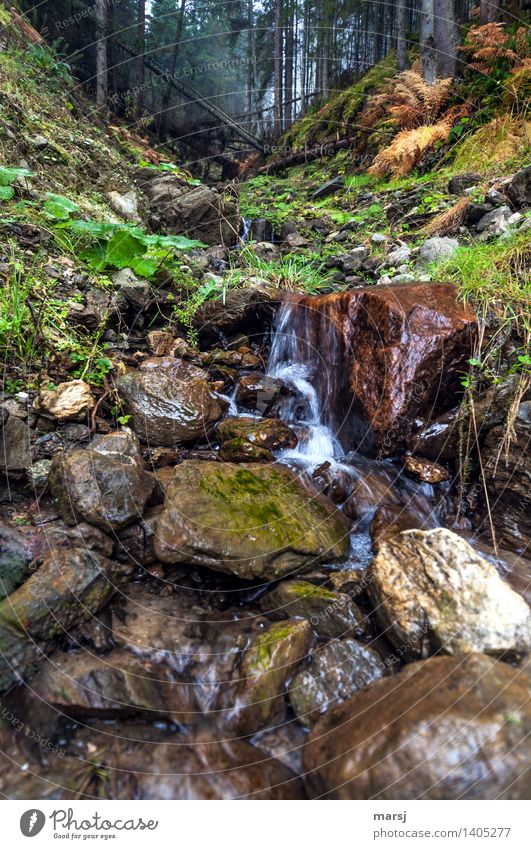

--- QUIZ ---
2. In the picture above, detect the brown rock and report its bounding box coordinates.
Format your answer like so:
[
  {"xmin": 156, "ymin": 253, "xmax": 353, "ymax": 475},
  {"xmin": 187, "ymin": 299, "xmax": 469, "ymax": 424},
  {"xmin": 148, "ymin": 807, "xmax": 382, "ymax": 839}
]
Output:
[
  {"xmin": 34, "ymin": 380, "xmax": 95, "ymax": 421},
  {"xmin": 403, "ymin": 455, "xmax": 450, "ymax": 483},
  {"xmin": 303, "ymin": 653, "xmax": 531, "ymax": 799}
]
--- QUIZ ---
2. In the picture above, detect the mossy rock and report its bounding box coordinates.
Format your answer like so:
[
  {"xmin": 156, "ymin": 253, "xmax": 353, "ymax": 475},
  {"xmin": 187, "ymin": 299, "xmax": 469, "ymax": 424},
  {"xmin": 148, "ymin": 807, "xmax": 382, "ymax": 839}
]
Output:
[
  {"xmin": 154, "ymin": 461, "xmax": 351, "ymax": 580},
  {"xmin": 261, "ymin": 579, "xmax": 366, "ymax": 638}
]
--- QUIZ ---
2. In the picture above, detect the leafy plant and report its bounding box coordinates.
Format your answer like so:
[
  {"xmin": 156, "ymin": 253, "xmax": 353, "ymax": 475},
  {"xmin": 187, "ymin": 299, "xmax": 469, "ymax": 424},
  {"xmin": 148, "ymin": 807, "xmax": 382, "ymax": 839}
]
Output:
[{"xmin": 0, "ymin": 166, "xmax": 33, "ymax": 201}]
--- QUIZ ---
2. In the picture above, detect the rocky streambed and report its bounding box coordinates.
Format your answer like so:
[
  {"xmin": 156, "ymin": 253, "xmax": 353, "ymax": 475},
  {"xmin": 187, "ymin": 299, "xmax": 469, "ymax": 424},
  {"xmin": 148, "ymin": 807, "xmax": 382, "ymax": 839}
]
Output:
[{"xmin": 0, "ymin": 277, "xmax": 530, "ymax": 800}]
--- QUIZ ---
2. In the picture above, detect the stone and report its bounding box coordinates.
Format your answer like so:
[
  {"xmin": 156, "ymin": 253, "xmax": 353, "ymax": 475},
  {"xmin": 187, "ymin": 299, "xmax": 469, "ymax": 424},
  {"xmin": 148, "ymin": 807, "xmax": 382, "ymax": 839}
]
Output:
[
  {"xmin": 154, "ymin": 461, "xmax": 350, "ymax": 580},
  {"xmin": 303, "ymin": 653, "xmax": 531, "ymax": 799},
  {"xmin": 219, "ymin": 439, "xmax": 273, "ymax": 463},
  {"xmin": 370, "ymin": 504, "xmax": 435, "ymax": 551},
  {"xmin": 368, "ymin": 528, "xmax": 531, "ymax": 658},
  {"xmin": 216, "ymin": 417, "xmax": 298, "ymax": 452},
  {"xmin": 463, "ymin": 201, "xmax": 493, "ymax": 226},
  {"xmin": 417, "ymin": 236, "xmax": 459, "ymax": 265},
  {"xmin": 289, "ymin": 639, "xmax": 385, "ymax": 726},
  {"xmin": 506, "ymin": 165, "xmax": 531, "ymax": 208},
  {"xmin": 135, "ymin": 169, "xmax": 240, "ymax": 246},
  {"xmin": 341, "ymin": 246, "xmax": 369, "ymax": 274},
  {"xmin": 33, "ymin": 379, "xmax": 95, "ymax": 421},
  {"xmin": 106, "ymin": 190, "xmax": 141, "ymax": 223},
  {"xmin": 192, "ymin": 284, "xmax": 278, "ymax": 345},
  {"xmin": 383, "ymin": 244, "xmax": 411, "ymax": 266},
  {"xmin": 27, "ymin": 459, "xmax": 52, "ymax": 489},
  {"xmin": 48, "ymin": 431, "xmax": 155, "ymax": 531},
  {"xmin": 232, "ymin": 620, "xmax": 313, "ymax": 736},
  {"xmin": 371, "ymin": 232, "xmax": 388, "ymax": 244},
  {"xmin": 0, "ymin": 412, "xmax": 31, "ymax": 476},
  {"xmin": 284, "ymin": 233, "xmax": 311, "ymax": 249},
  {"xmin": 479, "ymin": 402, "xmax": 531, "ymax": 551},
  {"xmin": 235, "ymin": 374, "xmax": 285, "ymax": 414},
  {"xmin": 117, "ymin": 357, "xmax": 226, "ymax": 446},
  {"xmin": 0, "ymin": 548, "xmax": 129, "ymax": 690},
  {"xmin": 448, "ymin": 173, "xmax": 481, "ymax": 194},
  {"xmin": 112, "ymin": 268, "xmax": 151, "ymax": 309},
  {"xmin": 311, "ymin": 176, "xmax": 345, "ymax": 200},
  {"xmin": 476, "ymin": 205, "xmax": 513, "ymax": 237},
  {"xmin": 292, "ymin": 283, "xmax": 476, "ymax": 455},
  {"xmin": 0, "ymin": 521, "xmax": 33, "ymax": 600},
  {"xmin": 261, "ymin": 580, "xmax": 365, "ymax": 638},
  {"xmin": 403, "ymin": 455, "xmax": 450, "ymax": 483},
  {"xmin": 485, "ymin": 187, "xmax": 507, "ymax": 207}
]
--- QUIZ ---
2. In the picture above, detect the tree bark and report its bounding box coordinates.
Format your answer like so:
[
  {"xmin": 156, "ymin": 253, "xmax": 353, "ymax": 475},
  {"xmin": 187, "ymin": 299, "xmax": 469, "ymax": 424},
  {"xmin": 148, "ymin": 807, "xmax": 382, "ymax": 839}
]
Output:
[
  {"xmin": 480, "ymin": 0, "xmax": 502, "ymax": 23},
  {"xmin": 396, "ymin": 0, "xmax": 409, "ymax": 71},
  {"xmin": 135, "ymin": 0, "xmax": 145, "ymax": 120},
  {"xmin": 160, "ymin": 0, "xmax": 187, "ymax": 135},
  {"xmin": 95, "ymin": 0, "xmax": 108, "ymax": 110},
  {"xmin": 274, "ymin": 0, "xmax": 283, "ymax": 135},
  {"xmin": 435, "ymin": 0, "xmax": 459, "ymax": 78},
  {"xmin": 420, "ymin": 0, "xmax": 437, "ymax": 84}
]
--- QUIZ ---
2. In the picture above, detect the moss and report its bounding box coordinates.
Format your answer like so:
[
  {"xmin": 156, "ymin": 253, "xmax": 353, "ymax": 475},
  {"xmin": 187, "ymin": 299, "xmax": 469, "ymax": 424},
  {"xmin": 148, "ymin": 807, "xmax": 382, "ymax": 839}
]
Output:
[
  {"xmin": 287, "ymin": 581, "xmax": 337, "ymax": 601},
  {"xmin": 199, "ymin": 467, "xmax": 293, "ymax": 529},
  {"xmin": 246, "ymin": 622, "xmax": 299, "ymax": 672}
]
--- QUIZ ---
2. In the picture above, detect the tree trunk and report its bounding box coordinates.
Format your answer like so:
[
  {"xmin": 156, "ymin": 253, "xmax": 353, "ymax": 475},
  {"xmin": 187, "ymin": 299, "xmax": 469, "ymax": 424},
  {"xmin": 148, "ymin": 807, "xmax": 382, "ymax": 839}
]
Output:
[
  {"xmin": 95, "ymin": 0, "xmax": 108, "ymax": 110},
  {"xmin": 435, "ymin": 0, "xmax": 459, "ymax": 78},
  {"xmin": 396, "ymin": 0, "xmax": 409, "ymax": 71},
  {"xmin": 284, "ymin": 2, "xmax": 294, "ymax": 128},
  {"xmin": 274, "ymin": 0, "xmax": 283, "ymax": 135},
  {"xmin": 480, "ymin": 0, "xmax": 501, "ymax": 23},
  {"xmin": 135, "ymin": 0, "xmax": 145, "ymax": 120},
  {"xmin": 160, "ymin": 0, "xmax": 187, "ymax": 135},
  {"xmin": 420, "ymin": 0, "xmax": 437, "ymax": 84}
]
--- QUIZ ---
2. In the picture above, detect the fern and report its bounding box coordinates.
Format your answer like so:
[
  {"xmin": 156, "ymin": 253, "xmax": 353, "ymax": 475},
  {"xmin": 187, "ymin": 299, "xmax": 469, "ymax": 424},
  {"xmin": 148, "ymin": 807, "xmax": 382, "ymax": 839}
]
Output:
[
  {"xmin": 361, "ymin": 71, "xmax": 452, "ymax": 132},
  {"xmin": 368, "ymin": 120, "xmax": 453, "ymax": 179}
]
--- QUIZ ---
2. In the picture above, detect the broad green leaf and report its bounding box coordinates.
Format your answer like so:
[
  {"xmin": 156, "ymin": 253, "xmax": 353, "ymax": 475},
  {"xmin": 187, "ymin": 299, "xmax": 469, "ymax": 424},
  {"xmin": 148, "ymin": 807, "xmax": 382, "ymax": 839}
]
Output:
[
  {"xmin": 43, "ymin": 193, "xmax": 80, "ymax": 220},
  {"xmin": 81, "ymin": 243, "xmax": 108, "ymax": 271},
  {"xmin": 0, "ymin": 167, "xmax": 34, "ymax": 186},
  {"xmin": 0, "ymin": 185, "xmax": 14, "ymax": 201},
  {"xmin": 105, "ymin": 231, "xmax": 146, "ymax": 268},
  {"xmin": 67, "ymin": 219, "xmax": 118, "ymax": 237}
]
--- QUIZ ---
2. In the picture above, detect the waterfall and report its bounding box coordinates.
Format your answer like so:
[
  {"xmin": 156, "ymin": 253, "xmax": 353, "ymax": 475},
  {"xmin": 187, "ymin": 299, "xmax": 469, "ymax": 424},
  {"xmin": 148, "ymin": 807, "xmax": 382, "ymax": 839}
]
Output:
[{"xmin": 267, "ymin": 299, "xmax": 344, "ymax": 467}]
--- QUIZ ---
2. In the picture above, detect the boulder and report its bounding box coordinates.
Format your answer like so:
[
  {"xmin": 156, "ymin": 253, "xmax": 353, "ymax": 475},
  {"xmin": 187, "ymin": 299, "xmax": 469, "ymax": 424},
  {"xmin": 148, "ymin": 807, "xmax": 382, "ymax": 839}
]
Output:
[
  {"xmin": 135, "ymin": 170, "xmax": 240, "ymax": 246},
  {"xmin": 417, "ymin": 236, "xmax": 459, "ymax": 265},
  {"xmin": 33, "ymin": 379, "xmax": 95, "ymax": 421},
  {"xmin": 506, "ymin": 165, "xmax": 531, "ymax": 208},
  {"xmin": 311, "ymin": 176, "xmax": 345, "ymax": 200},
  {"xmin": 303, "ymin": 653, "xmax": 531, "ymax": 799},
  {"xmin": 403, "ymin": 455, "xmax": 450, "ymax": 483},
  {"xmin": 261, "ymin": 579, "xmax": 365, "ymax": 638},
  {"xmin": 448, "ymin": 173, "xmax": 481, "ymax": 194},
  {"xmin": 368, "ymin": 528, "xmax": 531, "ymax": 658},
  {"xmin": 0, "ymin": 410, "xmax": 31, "ymax": 476},
  {"xmin": 0, "ymin": 521, "xmax": 33, "ymax": 600},
  {"xmin": 216, "ymin": 417, "xmax": 298, "ymax": 452},
  {"xmin": 290, "ymin": 639, "xmax": 385, "ymax": 726},
  {"xmin": 192, "ymin": 284, "xmax": 278, "ymax": 344},
  {"xmin": 117, "ymin": 357, "xmax": 226, "ymax": 446},
  {"xmin": 0, "ymin": 548, "xmax": 129, "ymax": 690},
  {"xmin": 154, "ymin": 461, "xmax": 350, "ymax": 580},
  {"xmin": 293, "ymin": 283, "xmax": 476, "ymax": 455},
  {"xmin": 341, "ymin": 246, "xmax": 369, "ymax": 274},
  {"xmin": 106, "ymin": 190, "xmax": 141, "ymax": 223},
  {"xmin": 479, "ymin": 402, "xmax": 531, "ymax": 551},
  {"xmin": 48, "ymin": 430, "xmax": 154, "ymax": 531},
  {"xmin": 219, "ymin": 439, "xmax": 273, "ymax": 463},
  {"xmin": 112, "ymin": 268, "xmax": 151, "ymax": 310},
  {"xmin": 476, "ymin": 205, "xmax": 513, "ymax": 237}
]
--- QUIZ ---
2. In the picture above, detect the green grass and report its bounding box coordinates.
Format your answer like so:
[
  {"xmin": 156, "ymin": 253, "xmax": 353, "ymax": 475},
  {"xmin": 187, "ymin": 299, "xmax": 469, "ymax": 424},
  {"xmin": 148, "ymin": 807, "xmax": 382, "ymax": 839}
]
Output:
[{"xmin": 226, "ymin": 248, "xmax": 337, "ymax": 295}]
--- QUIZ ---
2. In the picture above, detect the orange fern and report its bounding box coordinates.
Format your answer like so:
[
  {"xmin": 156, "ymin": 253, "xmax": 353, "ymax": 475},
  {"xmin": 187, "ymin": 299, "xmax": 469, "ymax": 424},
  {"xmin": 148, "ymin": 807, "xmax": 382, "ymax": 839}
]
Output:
[{"xmin": 368, "ymin": 120, "xmax": 453, "ymax": 179}]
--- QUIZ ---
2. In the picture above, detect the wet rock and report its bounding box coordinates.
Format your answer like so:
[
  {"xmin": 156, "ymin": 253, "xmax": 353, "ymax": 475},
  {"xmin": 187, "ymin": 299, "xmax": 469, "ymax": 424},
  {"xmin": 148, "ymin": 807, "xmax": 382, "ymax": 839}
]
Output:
[
  {"xmin": 113, "ymin": 507, "xmax": 161, "ymax": 566},
  {"xmin": 293, "ymin": 283, "xmax": 476, "ymax": 455},
  {"xmin": 99, "ymin": 734, "xmax": 304, "ymax": 800},
  {"xmin": 0, "ymin": 411, "xmax": 31, "ymax": 476},
  {"xmin": 403, "ymin": 455, "xmax": 450, "ymax": 483},
  {"xmin": 112, "ymin": 268, "xmax": 151, "ymax": 310},
  {"xmin": 154, "ymin": 461, "xmax": 350, "ymax": 580},
  {"xmin": 261, "ymin": 580, "xmax": 365, "ymax": 638},
  {"xmin": 311, "ymin": 176, "xmax": 345, "ymax": 200},
  {"xmin": 485, "ymin": 187, "xmax": 507, "ymax": 207},
  {"xmin": 0, "ymin": 521, "xmax": 33, "ymax": 600},
  {"xmin": 30, "ymin": 649, "xmax": 182, "ymax": 721},
  {"xmin": 232, "ymin": 619, "xmax": 313, "ymax": 735},
  {"xmin": 192, "ymin": 284, "xmax": 278, "ymax": 344},
  {"xmin": 117, "ymin": 357, "xmax": 226, "ymax": 446},
  {"xmin": 370, "ymin": 504, "xmax": 435, "ymax": 551},
  {"xmin": 27, "ymin": 459, "xmax": 52, "ymax": 489},
  {"xmin": 368, "ymin": 528, "xmax": 531, "ymax": 658},
  {"xmin": 476, "ymin": 205, "xmax": 513, "ymax": 237},
  {"xmin": 0, "ymin": 548, "xmax": 129, "ymax": 690},
  {"xmin": 19, "ymin": 519, "xmax": 114, "ymax": 563},
  {"xmin": 303, "ymin": 653, "xmax": 531, "ymax": 799},
  {"xmin": 48, "ymin": 431, "xmax": 154, "ymax": 531},
  {"xmin": 236, "ymin": 374, "xmax": 285, "ymax": 414},
  {"xmin": 219, "ymin": 439, "xmax": 273, "ymax": 463},
  {"xmin": 135, "ymin": 169, "xmax": 240, "ymax": 246},
  {"xmin": 479, "ymin": 402, "xmax": 531, "ymax": 550},
  {"xmin": 249, "ymin": 218, "xmax": 275, "ymax": 242},
  {"xmin": 417, "ymin": 236, "xmax": 458, "ymax": 265},
  {"xmin": 506, "ymin": 165, "xmax": 531, "ymax": 208},
  {"xmin": 409, "ymin": 376, "xmax": 525, "ymax": 461},
  {"xmin": 106, "ymin": 190, "xmax": 141, "ymax": 223},
  {"xmin": 290, "ymin": 639, "xmax": 385, "ymax": 726},
  {"xmin": 448, "ymin": 173, "xmax": 481, "ymax": 194},
  {"xmin": 34, "ymin": 379, "xmax": 95, "ymax": 421},
  {"xmin": 216, "ymin": 417, "xmax": 297, "ymax": 452}
]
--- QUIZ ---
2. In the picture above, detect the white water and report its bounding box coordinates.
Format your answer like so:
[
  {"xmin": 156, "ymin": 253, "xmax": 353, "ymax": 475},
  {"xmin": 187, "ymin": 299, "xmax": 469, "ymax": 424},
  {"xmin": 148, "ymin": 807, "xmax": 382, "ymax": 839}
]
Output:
[{"xmin": 266, "ymin": 301, "xmax": 343, "ymax": 469}]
